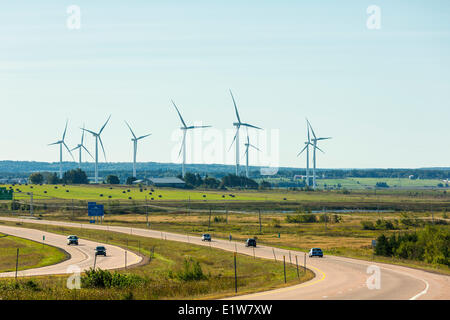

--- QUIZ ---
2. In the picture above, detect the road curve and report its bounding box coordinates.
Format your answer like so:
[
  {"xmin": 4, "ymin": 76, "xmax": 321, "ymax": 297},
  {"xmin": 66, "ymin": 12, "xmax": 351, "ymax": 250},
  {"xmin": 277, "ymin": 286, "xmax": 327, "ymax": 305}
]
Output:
[
  {"xmin": 0, "ymin": 217, "xmax": 448, "ymax": 299},
  {"xmin": 0, "ymin": 224, "xmax": 142, "ymax": 278}
]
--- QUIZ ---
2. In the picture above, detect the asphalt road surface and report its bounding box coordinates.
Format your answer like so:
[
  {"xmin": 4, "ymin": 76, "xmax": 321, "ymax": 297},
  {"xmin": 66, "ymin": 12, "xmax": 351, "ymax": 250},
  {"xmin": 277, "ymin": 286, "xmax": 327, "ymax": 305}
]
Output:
[
  {"xmin": 0, "ymin": 216, "xmax": 448, "ymax": 299},
  {"xmin": 0, "ymin": 224, "xmax": 142, "ymax": 278}
]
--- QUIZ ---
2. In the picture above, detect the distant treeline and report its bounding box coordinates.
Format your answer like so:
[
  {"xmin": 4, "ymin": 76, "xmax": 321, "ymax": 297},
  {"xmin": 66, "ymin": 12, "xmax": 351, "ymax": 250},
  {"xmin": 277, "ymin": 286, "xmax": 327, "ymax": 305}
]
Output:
[{"xmin": 0, "ymin": 161, "xmax": 448, "ymax": 180}]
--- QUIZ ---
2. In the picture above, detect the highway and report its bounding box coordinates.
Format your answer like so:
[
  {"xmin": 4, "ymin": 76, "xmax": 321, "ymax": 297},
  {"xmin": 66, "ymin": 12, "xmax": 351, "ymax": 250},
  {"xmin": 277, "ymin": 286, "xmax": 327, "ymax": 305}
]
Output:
[
  {"xmin": 0, "ymin": 223, "xmax": 142, "ymax": 278},
  {"xmin": 0, "ymin": 216, "xmax": 448, "ymax": 299}
]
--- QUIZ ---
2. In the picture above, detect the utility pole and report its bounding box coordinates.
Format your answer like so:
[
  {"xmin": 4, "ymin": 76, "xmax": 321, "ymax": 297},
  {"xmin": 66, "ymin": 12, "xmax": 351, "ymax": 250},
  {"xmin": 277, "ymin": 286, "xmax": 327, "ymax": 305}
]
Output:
[
  {"xmin": 15, "ymin": 248, "xmax": 19, "ymax": 280},
  {"xmin": 258, "ymin": 209, "xmax": 262, "ymax": 233},
  {"xmin": 72, "ymin": 199, "xmax": 74, "ymax": 220},
  {"xmin": 225, "ymin": 206, "xmax": 228, "ymax": 224},
  {"xmin": 187, "ymin": 196, "xmax": 190, "ymax": 216},
  {"xmin": 234, "ymin": 252, "xmax": 238, "ymax": 293},
  {"xmin": 27, "ymin": 192, "xmax": 33, "ymax": 216},
  {"xmin": 145, "ymin": 196, "xmax": 149, "ymax": 228},
  {"xmin": 208, "ymin": 208, "xmax": 212, "ymax": 230}
]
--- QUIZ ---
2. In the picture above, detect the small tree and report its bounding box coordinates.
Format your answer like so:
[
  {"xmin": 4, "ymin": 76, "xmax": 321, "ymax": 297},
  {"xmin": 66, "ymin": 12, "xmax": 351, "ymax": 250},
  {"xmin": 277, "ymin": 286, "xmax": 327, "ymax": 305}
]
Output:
[
  {"xmin": 106, "ymin": 175, "xmax": 120, "ymax": 184},
  {"xmin": 126, "ymin": 177, "xmax": 137, "ymax": 185},
  {"xmin": 29, "ymin": 172, "xmax": 44, "ymax": 184},
  {"xmin": 63, "ymin": 169, "xmax": 88, "ymax": 184}
]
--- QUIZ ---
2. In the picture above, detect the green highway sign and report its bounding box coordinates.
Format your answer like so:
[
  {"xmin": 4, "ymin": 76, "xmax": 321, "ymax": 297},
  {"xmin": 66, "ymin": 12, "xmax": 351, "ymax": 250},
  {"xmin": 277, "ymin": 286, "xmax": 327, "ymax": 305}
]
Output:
[{"xmin": 0, "ymin": 187, "xmax": 13, "ymax": 200}]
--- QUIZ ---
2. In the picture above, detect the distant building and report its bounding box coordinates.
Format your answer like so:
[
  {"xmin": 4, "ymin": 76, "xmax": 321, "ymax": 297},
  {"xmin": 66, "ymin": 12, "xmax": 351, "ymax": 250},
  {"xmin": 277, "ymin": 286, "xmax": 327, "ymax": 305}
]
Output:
[
  {"xmin": 146, "ymin": 177, "xmax": 186, "ymax": 188},
  {"xmin": 408, "ymin": 175, "xmax": 415, "ymax": 180}
]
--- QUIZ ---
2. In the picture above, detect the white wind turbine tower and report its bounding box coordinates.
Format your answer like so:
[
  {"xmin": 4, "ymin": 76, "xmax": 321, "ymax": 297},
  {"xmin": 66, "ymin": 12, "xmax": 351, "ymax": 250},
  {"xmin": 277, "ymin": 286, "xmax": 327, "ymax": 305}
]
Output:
[
  {"xmin": 229, "ymin": 90, "xmax": 262, "ymax": 176},
  {"xmin": 125, "ymin": 121, "xmax": 152, "ymax": 178},
  {"xmin": 48, "ymin": 120, "xmax": 75, "ymax": 179},
  {"xmin": 71, "ymin": 124, "xmax": 94, "ymax": 168},
  {"xmin": 243, "ymin": 134, "xmax": 261, "ymax": 178},
  {"xmin": 307, "ymin": 119, "xmax": 332, "ymax": 189},
  {"xmin": 172, "ymin": 100, "xmax": 211, "ymax": 178},
  {"xmin": 81, "ymin": 115, "xmax": 111, "ymax": 183}
]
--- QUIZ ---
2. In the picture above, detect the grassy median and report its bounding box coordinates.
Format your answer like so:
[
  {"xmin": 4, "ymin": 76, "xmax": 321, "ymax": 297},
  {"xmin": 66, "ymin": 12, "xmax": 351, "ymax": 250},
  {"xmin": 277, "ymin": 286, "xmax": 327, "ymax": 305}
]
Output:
[{"xmin": 0, "ymin": 232, "xmax": 67, "ymax": 273}]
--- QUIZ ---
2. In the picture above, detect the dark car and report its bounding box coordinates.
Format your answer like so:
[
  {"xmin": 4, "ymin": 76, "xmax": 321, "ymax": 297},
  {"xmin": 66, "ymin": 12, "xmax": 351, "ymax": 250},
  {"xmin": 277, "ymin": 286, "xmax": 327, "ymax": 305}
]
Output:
[
  {"xmin": 246, "ymin": 238, "xmax": 257, "ymax": 247},
  {"xmin": 201, "ymin": 233, "xmax": 212, "ymax": 241},
  {"xmin": 95, "ymin": 246, "xmax": 107, "ymax": 256},
  {"xmin": 67, "ymin": 235, "xmax": 79, "ymax": 245},
  {"xmin": 309, "ymin": 248, "xmax": 323, "ymax": 258}
]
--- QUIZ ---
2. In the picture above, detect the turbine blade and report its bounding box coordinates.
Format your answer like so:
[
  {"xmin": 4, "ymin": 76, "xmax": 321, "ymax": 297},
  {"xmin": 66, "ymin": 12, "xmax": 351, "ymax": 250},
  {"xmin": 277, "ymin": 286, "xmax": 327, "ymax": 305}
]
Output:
[
  {"xmin": 137, "ymin": 133, "xmax": 152, "ymax": 140},
  {"xmin": 124, "ymin": 121, "xmax": 137, "ymax": 139},
  {"xmin": 63, "ymin": 142, "xmax": 75, "ymax": 161},
  {"xmin": 98, "ymin": 136, "xmax": 107, "ymax": 162},
  {"xmin": 178, "ymin": 133, "xmax": 186, "ymax": 158},
  {"xmin": 82, "ymin": 145, "xmax": 94, "ymax": 159},
  {"xmin": 99, "ymin": 115, "xmax": 111, "ymax": 135},
  {"xmin": 315, "ymin": 145, "xmax": 325, "ymax": 154},
  {"xmin": 48, "ymin": 141, "xmax": 61, "ymax": 146},
  {"xmin": 297, "ymin": 144, "xmax": 308, "ymax": 157},
  {"xmin": 81, "ymin": 124, "xmax": 85, "ymax": 145},
  {"xmin": 317, "ymin": 137, "xmax": 332, "ymax": 141},
  {"xmin": 229, "ymin": 89, "xmax": 241, "ymax": 123},
  {"xmin": 306, "ymin": 119, "xmax": 316, "ymax": 139},
  {"xmin": 172, "ymin": 100, "xmax": 187, "ymax": 128},
  {"xmin": 62, "ymin": 120, "xmax": 68, "ymax": 140},
  {"xmin": 70, "ymin": 145, "xmax": 81, "ymax": 151},
  {"xmin": 250, "ymin": 144, "xmax": 261, "ymax": 152},
  {"xmin": 241, "ymin": 123, "xmax": 262, "ymax": 130},
  {"xmin": 189, "ymin": 125, "xmax": 211, "ymax": 129},
  {"xmin": 81, "ymin": 128, "xmax": 97, "ymax": 136},
  {"xmin": 228, "ymin": 128, "xmax": 239, "ymax": 152}
]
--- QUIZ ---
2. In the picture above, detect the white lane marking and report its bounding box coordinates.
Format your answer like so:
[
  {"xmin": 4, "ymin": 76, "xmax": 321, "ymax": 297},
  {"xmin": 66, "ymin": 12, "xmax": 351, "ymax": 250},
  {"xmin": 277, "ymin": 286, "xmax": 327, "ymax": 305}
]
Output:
[{"xmin": 409, "ymin": 279, "xmax": 429, "ymax": 300}]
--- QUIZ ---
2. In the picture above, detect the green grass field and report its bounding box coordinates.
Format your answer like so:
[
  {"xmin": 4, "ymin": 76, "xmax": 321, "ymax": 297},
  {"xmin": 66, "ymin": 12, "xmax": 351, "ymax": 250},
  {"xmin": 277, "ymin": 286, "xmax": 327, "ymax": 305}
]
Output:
[
  {"xmin": 0, "ymin": 232, "xmax": 67, "ymax": 273},
  {"xmin": 0, "ymin": 221, "xmax": 313, "ymax": 300}
]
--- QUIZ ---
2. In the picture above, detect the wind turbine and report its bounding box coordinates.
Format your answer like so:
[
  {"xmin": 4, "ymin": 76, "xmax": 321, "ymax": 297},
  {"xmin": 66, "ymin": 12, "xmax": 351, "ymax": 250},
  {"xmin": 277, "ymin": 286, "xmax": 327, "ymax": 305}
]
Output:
[
  {"xmin": 297, "ymin": 119, "xmax": 317, "ymax": 187},
  {"xmin": 81, "ymin": 115, "xmax": 111, "ymax": 183},
  {"xmin": 229, "ymin": 90, "xmax": 262, "ymax": 176},
  {"xmin": 125, "ymin": 121, "xmax": 152, "ymax": 178},
  {"xmin": 243, "ymin": 134, "xmax": 260, "ymax": 178},
  {"xmin": 48, "ymin": 120, "xmax": 75, "ymax": 179},
  {"xmin": 71, "ymin": 124, "xmax": 94, "ymax": 168},
  {"xmin": 306, "ymin": 119, "xmax": 331, "ymax": 189},
  {"xmin": 172, "ymin": 100, "xmax": 211, "ymax": 178}
]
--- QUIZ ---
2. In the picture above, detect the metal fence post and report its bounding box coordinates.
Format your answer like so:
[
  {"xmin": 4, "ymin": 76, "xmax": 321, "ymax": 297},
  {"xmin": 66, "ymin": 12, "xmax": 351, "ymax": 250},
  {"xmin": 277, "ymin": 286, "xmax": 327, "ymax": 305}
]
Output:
[
  {"xmin": 283, "ymin": 255, "xmax": 286, "ymax": 283},
  {"xmin": 234, "ymin": 252, "xmax": 238, "ymax": 293},
  {"xmin": 15, "ymin": 248, "xmax": 19, "ymax": 280}
]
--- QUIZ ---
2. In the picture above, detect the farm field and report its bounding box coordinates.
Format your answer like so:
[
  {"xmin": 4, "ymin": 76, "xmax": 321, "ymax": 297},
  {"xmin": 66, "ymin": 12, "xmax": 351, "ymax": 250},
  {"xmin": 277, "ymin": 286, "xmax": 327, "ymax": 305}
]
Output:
[
  {"xmin": 0, "ymin": 232, "xmax": 67, "ymax": 273},
  {"xmin": 0, "ymin": 220, "xmax": 313, "ymax": 300},
  {"xmin": 2, "ymin": 181, "xmax": 449, "ymax": 208}
]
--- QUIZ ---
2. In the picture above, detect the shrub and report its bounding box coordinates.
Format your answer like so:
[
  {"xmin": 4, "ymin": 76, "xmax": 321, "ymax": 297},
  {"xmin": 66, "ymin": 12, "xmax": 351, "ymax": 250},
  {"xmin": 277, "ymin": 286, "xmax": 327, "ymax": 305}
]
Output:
[
  {"xmin": 286, "ymin": 214, "xmax": 317, "ymax": 223},
  {"xmin": 174, "ymin": 258, "xmax": 207, "ymax": 281},
  {"xmin": 81, "ymin": 268, "xmax": 145, "ymax": 288}
]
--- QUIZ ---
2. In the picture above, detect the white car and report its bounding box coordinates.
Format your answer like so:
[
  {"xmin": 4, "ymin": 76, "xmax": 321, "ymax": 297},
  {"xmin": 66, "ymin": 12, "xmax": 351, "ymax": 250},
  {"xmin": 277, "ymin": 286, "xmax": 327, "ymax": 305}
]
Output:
[{"xmin": 67, "ymin": 235, "xmax": 79, "ymax": 245}]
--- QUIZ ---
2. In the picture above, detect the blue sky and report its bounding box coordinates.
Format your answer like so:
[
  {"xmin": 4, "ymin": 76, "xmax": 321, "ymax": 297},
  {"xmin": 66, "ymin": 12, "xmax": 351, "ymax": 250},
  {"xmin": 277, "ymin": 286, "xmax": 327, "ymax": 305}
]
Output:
[{"xmin": 0, "ymin": 0, "xmax": 449, "ymax": 169}]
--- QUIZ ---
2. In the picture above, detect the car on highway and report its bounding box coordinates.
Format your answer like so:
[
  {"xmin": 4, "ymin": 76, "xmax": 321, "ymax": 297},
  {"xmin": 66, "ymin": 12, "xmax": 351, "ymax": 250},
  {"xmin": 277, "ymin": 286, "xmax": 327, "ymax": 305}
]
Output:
[
  {"xmin": 309, "ymin": 248, "xmax": 323, "ymax": 258},
  {"xmin": 201, "ymin": 233, "xmax": 212, "ymax": 241},
  {"xmin": 67, "ymin": 235, "xmax": 79, "ymax": 245},
  {"xmin": 95, "ymin": 246, "xmax": 107, "ymax": 256},
  {"xmin": 246, "ymin": 238, "xmax": 257, "ymax": 247}
]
